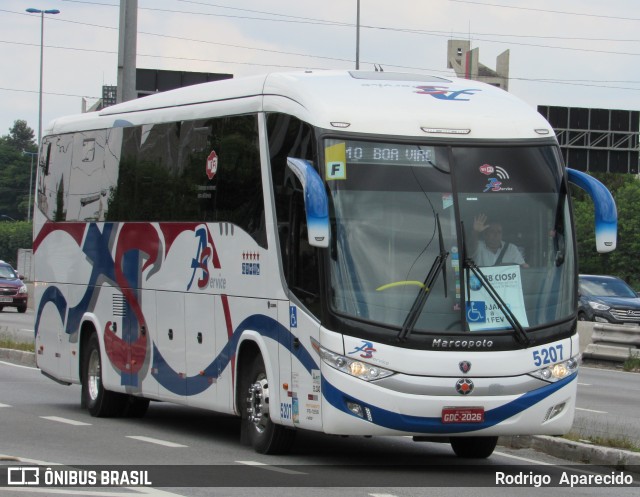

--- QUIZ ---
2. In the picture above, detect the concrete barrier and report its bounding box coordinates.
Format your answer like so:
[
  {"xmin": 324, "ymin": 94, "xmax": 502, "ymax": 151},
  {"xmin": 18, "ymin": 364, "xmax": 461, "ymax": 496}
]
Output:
[
  {"xmin": 580, "ymin": 321, "xmax": 640, "ymax": 363},
  {"xmin": 0, "ymin": 347, "xmax": 36, "ymax": 367}
]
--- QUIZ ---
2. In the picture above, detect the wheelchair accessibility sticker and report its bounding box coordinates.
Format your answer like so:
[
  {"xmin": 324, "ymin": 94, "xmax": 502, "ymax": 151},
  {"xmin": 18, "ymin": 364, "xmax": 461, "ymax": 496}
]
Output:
[{"xmin": 466, "ymin": 301, "xmax": 486, "ymax": 323}]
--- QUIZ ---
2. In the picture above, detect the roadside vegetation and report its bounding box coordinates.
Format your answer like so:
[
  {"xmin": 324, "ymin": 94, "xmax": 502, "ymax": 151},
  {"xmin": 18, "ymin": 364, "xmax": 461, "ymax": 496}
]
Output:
[
  {"xmin": 623, "ymin": 352, "xmax": 640, "ymax": 372},
  {"xmin": 0, "ymin": 337, "xmax": 34, "ymax": 352},
  {"xmin": 563, "ymin": 431, "xmax": 640, "ymax": 453}
]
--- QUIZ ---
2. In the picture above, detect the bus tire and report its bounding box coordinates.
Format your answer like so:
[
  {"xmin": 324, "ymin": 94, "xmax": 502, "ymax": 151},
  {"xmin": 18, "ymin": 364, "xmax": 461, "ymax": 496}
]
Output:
[
  {"xmin": 450, "ymin": 436, "xmax": 498, "ymax": 458},
  {"xmin": 241, "ymin": 354, "xmax": 296, "ymax": 454},
  {"xmin": 82, "ymin": 333, "xmax": 125, "ymax": 417}
]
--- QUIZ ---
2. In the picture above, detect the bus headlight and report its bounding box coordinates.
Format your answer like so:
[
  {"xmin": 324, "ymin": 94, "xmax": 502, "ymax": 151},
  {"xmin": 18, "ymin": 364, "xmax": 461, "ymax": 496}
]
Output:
[
  {"xmin": 529, "ymin": 356, "xmax": 579, "ymax": 382},
  {"xmin": 311, "ymin": 338, "xmax": 395, "ymax": 381}
]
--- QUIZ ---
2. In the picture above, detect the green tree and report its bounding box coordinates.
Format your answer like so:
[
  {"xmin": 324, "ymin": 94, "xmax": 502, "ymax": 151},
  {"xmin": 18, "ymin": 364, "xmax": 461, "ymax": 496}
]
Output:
[
  {"xmin": 607, "ymin": 180, "xmax": 640, "ymax": 287},
  {"xmin": 571, "ymin": 173, "xmax": 640, "ymax": 288},
  {"xmin": 0, "ymin": 120, "xmax": 37, "ymax": 220},
  {"xmin": 0, "ymin": 221, "xmax": 32, "ymax": 268},
  {"xmin": 4, "ymin": 120, "xmax": 36, "ymax": 151}
]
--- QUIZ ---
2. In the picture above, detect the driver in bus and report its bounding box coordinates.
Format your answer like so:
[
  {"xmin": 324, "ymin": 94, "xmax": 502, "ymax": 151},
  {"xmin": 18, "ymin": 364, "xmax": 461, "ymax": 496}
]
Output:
[{"xmin": 471, "ymin": 213, "xmax": 529, "ymax": 268}]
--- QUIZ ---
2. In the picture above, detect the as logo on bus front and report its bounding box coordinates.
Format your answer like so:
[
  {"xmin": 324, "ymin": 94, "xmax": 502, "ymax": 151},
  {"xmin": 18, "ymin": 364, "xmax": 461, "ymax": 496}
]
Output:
[
  {"xmin": 414, "ymin": 86, "xmax": 481, "ymax": 101},
  {"xmin": 348, "ymin": 340, "xmax": 377, "ymax": 359}
]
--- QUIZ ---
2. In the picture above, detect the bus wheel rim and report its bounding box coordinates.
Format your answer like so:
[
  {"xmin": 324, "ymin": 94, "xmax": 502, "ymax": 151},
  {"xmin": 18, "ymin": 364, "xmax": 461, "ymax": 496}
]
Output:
[
  {"xmin": 87, "ymin": 349, "xmax": 101, "ymax": 401},
  {"xmin": 247, "ymin": 376, "xmax": 270, "ymax": 433}
]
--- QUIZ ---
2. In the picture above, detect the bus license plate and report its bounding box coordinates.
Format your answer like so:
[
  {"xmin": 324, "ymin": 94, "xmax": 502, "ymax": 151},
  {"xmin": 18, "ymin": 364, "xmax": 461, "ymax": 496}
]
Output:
[
  {"xmin": 442, "ymin": 407, "xmax": 484, "ymax": 424},
  {"xmin": 0, "ymin": 297, "xmax": 12, "ymax": 303}
]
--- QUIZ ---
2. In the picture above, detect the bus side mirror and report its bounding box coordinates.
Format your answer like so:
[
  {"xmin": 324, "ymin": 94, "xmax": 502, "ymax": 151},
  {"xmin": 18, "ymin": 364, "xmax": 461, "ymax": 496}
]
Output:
[
  {"xmin": 286, "ymin": 158, "xmax": 330, "ymax": 248},
  {"xmin": 567, "ymin": 168, "xmax": 617, "ymax": 253}
]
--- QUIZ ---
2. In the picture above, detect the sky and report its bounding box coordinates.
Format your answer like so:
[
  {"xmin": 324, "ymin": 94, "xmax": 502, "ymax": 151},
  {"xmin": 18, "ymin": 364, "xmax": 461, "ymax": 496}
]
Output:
[{"xmin": 1, "ymin": 0, "xmax": 639, "ymax": 142}]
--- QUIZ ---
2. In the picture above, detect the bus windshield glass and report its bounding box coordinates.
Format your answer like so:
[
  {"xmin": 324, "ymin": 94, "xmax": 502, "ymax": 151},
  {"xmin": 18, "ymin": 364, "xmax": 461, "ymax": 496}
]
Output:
[{"xmin": 324, "ymin": 138, "xmax": 575, "ymax": 334}]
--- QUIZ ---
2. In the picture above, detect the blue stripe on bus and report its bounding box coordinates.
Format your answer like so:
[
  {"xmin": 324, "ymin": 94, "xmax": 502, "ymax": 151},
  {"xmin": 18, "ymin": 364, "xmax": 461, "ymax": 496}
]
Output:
[
  {"xmin": 34, "ymin": 285, "xmax": 67, "ymax": 337},
  {"xmin": 152, "ymin": 313, "xmax": 319, "ymax": 396},
  {"xmin": 321, "ymin": 373, "xmax": 575, "ymax": 434}
]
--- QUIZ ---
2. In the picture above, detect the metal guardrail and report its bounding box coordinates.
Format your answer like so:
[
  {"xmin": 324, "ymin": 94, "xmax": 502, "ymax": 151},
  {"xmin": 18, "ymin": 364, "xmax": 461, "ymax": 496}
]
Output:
[{"xmin": 581, "ymin": 322, "xmax": 640, "ymax": 362}]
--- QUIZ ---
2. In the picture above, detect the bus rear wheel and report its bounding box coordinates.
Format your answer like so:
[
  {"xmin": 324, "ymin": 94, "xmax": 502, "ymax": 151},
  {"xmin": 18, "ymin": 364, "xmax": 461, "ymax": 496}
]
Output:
[
  {"xmin": 241, "ymin": 354, "xmax": 296, "ymax": 454},
  {"xmin": 450, "ymin": 436, "xmax": 498, "ymax": 458},
  {"xmin": 82, "ymin": 333, "xmax": 126, "ymax": 417}
]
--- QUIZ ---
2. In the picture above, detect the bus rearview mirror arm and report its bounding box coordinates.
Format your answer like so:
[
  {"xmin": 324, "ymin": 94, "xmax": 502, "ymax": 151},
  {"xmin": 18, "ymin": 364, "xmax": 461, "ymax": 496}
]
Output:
[
  {"xmin": 286, "ymin": 158, "xmax": 330, "ymax": 248},
  {"xmin": 567, "ymin": 168, "xmax": 617, "ymax": 253}
]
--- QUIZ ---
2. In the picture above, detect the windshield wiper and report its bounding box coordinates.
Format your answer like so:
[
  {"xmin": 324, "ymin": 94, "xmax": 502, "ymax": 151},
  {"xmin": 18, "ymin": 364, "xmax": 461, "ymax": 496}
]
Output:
[
  {"xmin": 460, "ymin": 222, "xmax": 530, "ymax": 347},
  {"xmin": 464, "ymin": 259, "xmax": 530, "ymax": 348},
  {"xmin": 397, "ymin": 214, "xmax": 449, "ymax": 342}
]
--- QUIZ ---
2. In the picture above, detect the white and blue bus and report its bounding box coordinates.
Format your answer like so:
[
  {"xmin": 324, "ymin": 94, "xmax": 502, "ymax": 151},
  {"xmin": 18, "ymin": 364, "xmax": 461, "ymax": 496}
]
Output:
[{"xmin": 34, "ymin": 70, "xmax": 616, "ymax": 458}]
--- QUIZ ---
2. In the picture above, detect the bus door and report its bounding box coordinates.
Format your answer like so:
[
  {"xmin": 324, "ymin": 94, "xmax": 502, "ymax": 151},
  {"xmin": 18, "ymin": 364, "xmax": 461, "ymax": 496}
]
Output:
[{"xmin": 278, "ymin": 161, "xmax": 324, "ymax": 431}]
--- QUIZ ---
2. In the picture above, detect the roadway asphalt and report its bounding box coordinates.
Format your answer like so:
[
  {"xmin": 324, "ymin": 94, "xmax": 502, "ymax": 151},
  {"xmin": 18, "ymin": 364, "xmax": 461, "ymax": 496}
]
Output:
[{"xmin": 1, "ymin": 311, "xmax": 639, "ymax": 470}]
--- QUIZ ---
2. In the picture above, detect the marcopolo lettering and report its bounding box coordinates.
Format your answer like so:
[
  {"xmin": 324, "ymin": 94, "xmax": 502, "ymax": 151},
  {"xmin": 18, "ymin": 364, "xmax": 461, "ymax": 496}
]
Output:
[{"xmin": 432, "ymin": 338, "xmax": 494, "ymax": 349}]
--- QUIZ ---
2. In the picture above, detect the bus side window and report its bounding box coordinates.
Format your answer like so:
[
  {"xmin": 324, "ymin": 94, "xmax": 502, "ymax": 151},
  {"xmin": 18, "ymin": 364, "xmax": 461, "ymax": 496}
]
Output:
[
  {"xmin": 42, "ymin": 141, "xmax": 51, "ymax": 176},
  {"xmin": 38, "ymin": 136, "xmax": 71, "ymax": 221}
]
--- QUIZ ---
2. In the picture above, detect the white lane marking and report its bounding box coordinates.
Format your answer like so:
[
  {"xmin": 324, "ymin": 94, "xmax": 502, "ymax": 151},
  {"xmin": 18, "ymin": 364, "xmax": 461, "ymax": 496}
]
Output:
[
  {"xmin": 0, "ymin": 454, "xmax": 61, "ymax": 465},
  {"xmin": 575, "ymin": 407, "xmax": 608, "ymax": 414},
  {"xmin": 0, "ymin": 402, "xmax": 11, "ymax": 408},
  {"xmin": 494, "ymin": 450, "xmax": 552, "ymax": 465},
  {"xmin": 496, "ymin": 449, "xmax": 624, "ymax": 477},
  {"xmin": 577, "ymin": 382, "xmax": 591, "ymax": 386},
  {"xmin": 236, "ymin": 460, "xmax": 307, "ymax": 475},
  {"xmin": 370, "ymin": 494, "xmax": 400, "ymax": 497},
  {"xmin": 126, "ymin": 436, "xmax": 187, "ymax": 448},
  {"xmin": 131, "ymin": 489, "xmax": 190, "ymax": 496},
  {"xmin": 41, "ymin": 416, "xmax": 92, "ymax": 426}
]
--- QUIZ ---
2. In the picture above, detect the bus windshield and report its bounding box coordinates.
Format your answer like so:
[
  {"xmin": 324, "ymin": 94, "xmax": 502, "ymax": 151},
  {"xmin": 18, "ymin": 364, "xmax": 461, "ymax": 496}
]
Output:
[{"xmin": 324, "ymin": 138, "xmax": 575, "ymax": 334}]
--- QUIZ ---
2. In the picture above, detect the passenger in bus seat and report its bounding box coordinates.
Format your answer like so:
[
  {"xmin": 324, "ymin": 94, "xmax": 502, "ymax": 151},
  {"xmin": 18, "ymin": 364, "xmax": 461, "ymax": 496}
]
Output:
[{"xmin": 471, "ymin": 213, "xmax": 529, "ymax": 268}]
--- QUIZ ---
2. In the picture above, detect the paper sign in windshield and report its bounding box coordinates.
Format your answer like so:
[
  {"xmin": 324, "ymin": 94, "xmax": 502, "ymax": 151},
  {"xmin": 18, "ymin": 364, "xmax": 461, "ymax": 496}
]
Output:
[{"xmin": 466, "ymin": 265, "xmax": 529, "ymax": 331}]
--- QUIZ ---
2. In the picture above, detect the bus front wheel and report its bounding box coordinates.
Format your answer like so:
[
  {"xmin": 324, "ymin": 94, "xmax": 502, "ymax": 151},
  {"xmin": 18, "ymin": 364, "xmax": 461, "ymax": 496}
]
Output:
[
  {"xmin": 241, "ymin": 354, "xmax": 296, "ymax": 454},
  {"xmin": 450, "ymin": 436, "xmax": 498, "ymax": 458}
]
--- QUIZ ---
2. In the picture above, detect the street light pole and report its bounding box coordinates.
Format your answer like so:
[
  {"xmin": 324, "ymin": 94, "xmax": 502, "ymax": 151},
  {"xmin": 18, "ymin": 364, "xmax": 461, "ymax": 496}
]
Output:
[
  {"xmin": 22, "ymin": 151, "xmax": 38, "ymax": 222},
  {"xmin": 26, "ymin": 7, "xmax": 60, "ymax": 149},
  {"xmin": 356, "ymin": 0, "xmax": 360, "ymax": 70}
]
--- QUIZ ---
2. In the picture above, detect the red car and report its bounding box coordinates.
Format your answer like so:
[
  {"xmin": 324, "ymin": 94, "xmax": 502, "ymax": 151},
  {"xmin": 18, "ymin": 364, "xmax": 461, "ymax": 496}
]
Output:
[{"xmin": 0, "ymin": 262, "xmax": 28, "ymax": 313}]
